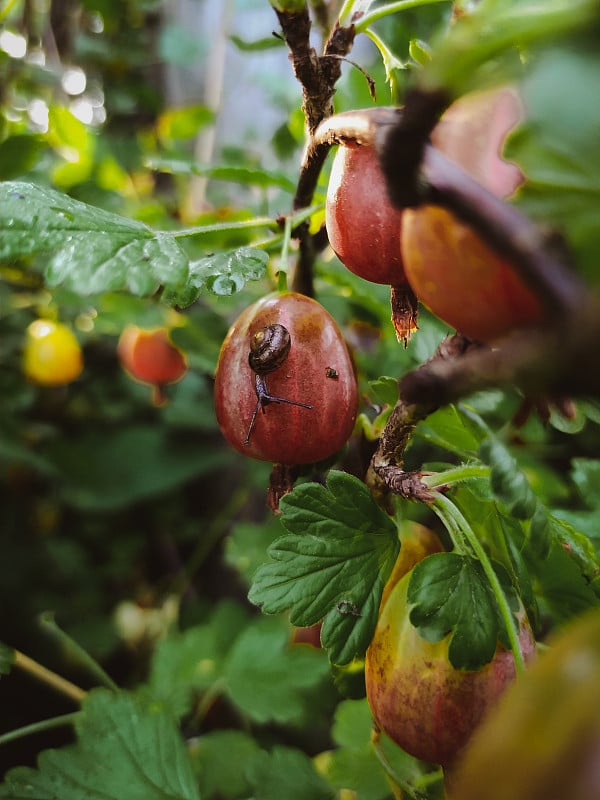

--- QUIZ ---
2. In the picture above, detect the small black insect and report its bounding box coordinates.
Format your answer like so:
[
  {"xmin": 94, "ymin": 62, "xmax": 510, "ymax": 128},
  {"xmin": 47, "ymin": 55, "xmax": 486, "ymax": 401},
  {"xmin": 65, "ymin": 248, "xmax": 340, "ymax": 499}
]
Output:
[{"xmin": 336, "ymin": 599, "xmax": 361, "ymax": 617}]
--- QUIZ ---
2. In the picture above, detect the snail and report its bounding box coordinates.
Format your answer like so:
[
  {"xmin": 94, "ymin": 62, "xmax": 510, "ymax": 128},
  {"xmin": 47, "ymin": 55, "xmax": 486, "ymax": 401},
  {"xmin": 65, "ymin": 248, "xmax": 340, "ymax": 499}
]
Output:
[{"xmin": 244, "ymin": 323, "xmax": 313, "ymax": 445}]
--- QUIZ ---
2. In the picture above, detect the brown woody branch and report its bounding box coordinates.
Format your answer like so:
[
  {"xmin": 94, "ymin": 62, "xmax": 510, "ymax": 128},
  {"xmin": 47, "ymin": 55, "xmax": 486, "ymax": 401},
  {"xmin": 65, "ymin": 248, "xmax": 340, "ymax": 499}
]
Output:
[
  {"xmin": 313, "ymin": 105, "xmax": 587, "ymax": 315},
  {"xmin": 273, "ymin": 5, "xmax": 356, "ymax": 295},
  {"xmin": 367, "ymin": 334, "xmax": 480, "ymax": 503},
  {"xmin": 400, "ymin": 297, "xmax": 600, "ymax": 407},
  {"xmin": 313, "ymin": 102, "xmax": 595, "ymax": 501}
]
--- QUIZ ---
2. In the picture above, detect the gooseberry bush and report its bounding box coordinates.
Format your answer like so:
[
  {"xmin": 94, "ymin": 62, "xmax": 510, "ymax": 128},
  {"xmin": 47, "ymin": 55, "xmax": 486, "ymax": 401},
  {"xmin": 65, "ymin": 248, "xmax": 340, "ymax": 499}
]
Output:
[{"xmin": 1, "ymin": 1, "xmax": 600, "ymax": 799}]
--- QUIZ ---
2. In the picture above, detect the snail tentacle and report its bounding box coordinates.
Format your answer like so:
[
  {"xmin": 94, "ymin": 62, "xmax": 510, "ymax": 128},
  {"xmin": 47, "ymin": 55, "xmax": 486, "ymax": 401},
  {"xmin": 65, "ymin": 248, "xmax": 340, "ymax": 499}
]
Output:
[{"xmin": 244, "ymin": 325, "xmax": 313, "ymax": 445}]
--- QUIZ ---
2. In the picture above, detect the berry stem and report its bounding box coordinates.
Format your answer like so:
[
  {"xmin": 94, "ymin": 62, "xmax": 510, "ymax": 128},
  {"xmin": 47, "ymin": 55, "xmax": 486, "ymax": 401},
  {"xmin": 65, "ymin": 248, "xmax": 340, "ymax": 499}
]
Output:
[
  {"xmin": 0, "ymin": 712, "xmax": 80, "ymax": 748},
  {"xmin": 370, "ymin": 729, "xmax": 432, "ymax": 800},
  {"xmin": 39, "ymin": 611, "xmax": 119, "ymax": 692},
  {"xmin": 278, "ymin": 215, "xmax": 292, "ymax": 292},
  {"xmin": 13, "ymin": 650, "xmax": 86, "ymax": 704},
  {"xmin": 422, "ymin": 464, "xmax": 491, "ymax": 490},
  {"xmin": 355, "ymin": 0, "xmax": 451, "ymax": 33}
]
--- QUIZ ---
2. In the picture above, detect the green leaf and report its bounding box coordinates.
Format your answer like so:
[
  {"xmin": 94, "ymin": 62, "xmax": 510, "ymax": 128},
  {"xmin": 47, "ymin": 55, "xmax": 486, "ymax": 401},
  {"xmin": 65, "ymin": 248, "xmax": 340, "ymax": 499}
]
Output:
[
  {"xmin": 331, "ymin": 698, "xmax": 375, "ymax": 751},
  {"xmin": 506, "ymin": 47, "xmax": 600, "ymax": 284},
  {"xmin": 525, "ymin": 538, "xmax": 599, "ymax": 622},
  {"xmin": 163, "ymin": 247, "xmax": 268, "ymax": 306},
  {"xmin": 247, "ymin": 746, "xmax": 334, "ymax": 800},
  {"xmin": 0, "ymin": 689, "xmax": 200, "ymax": 800},
  {"xmin": 147, "ymin": 601, "xmax": 250, "ymax": 718},
  {"xmin": 416, "ymin": 404, "xmax": 483, "ymax": 459},
  {"xmin": 147, "ymin": 158, "xmax": 296, "ymax": 192},
  {"xmin": 408, "ymin": 552, "xmax": 518, "ymax": 670},
  {"xmin": 47, "ymin": 107, "xmax": 94, "ymax": 188},
  {"xmin": 190, "ymin": 730, "xmax": 262, "ymax": 799},
  {"xmin": 571, "ymin": 457, "xmax": 600, "ymax": 509},
  {"xmin": 157, "ymin": 105, "xmax": 213, "ymax": 141},
  {"xmin": 479, "ymin": 437, "xmax": 538, "ymax": 520},
  {"xmin": 0, "ymin": 643, "xmax": 15, "ymax": 676},
  {"xmin": 224, "ymin": 615, "xmax": 331, "ymax": 726},
  {"xmin": 0, "ymin": 135, "xmax": 45, "ymax": 180},
  {"xmin": 409, "ymin": 38, "xmax": 432, "ymax": 66},
  {"xmin": 550, "ymin": 515, "xmax": 600, "ymax": 589},
  {"xmin": 368, "ymin": 375, "xmax": 398, "ymax": 407},
  {"xmin": 225, "ymin": 516, "xmax": 284, "ymax": 587},
  {"xmin": 248, "ymin": 471, "xmax": 399, "ymax": 665},
  {"xmin": 453, "ymin": 486, "xmax": 538, "ymax": 627},
  {"xmin": 45, "ymin": 425, "xmax": 230, "ymax": 511},
  {"xmin": 325, "ymin": 699, "xmax": 440, "ymax": 800},
  {"xmin": 0, "ymin": 181, "xmax": 189, "ymax": 296}
]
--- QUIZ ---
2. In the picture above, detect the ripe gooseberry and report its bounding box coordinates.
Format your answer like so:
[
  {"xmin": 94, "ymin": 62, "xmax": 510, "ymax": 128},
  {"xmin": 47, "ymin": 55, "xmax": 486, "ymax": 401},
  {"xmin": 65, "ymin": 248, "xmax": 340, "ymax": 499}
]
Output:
[
  {"xmin": 449, "ymin": 610, "xmax": 600, "ymax": 800},
  {"xmin": 401, "ymin": 86, "xmax": 545, "ymax": 343},
  {"xmin": 365, "ymin": 564, "xmax": 536, "ymax": 768},
  {"xmin": 325, "ymin": 136, "xmax": 418, "ymax": 344},
  {"xmin": 214, "ymin": 292, "xmax": 358, "ymax": 465},
  {"xmin": 117, "ymin": 325, "xmax": 187, "ymax": 406},
  {"xmin": 23, "ymin": 319, "xmax": 83, "ymax": 386}
]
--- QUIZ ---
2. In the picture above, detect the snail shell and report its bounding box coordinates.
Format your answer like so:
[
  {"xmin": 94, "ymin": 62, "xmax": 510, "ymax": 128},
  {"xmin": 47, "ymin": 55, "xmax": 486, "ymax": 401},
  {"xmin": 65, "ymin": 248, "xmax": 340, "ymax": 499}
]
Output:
[{"xmin": 248, "ymin": 324, "xmax": 291, "ymax": 375}]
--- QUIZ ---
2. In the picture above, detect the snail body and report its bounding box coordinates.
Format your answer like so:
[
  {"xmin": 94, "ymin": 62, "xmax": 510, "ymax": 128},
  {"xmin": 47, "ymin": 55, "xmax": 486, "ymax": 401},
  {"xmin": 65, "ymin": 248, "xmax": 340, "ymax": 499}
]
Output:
[
  {"xmin": 248, "ymin": 324, "xmax": 291, "ymax": 374},
  {"xmin": 245, "ymin": 322, "xmax": 312, "ymax": 445},
  {"xmin": 214, "ymin": 292, "xmax": 358, "ymax": 465}
]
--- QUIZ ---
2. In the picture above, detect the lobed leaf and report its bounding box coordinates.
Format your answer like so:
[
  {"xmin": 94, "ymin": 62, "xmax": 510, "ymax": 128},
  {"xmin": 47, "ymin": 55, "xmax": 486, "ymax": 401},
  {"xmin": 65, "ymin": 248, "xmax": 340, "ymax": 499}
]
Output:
[
  {"xmin": 163, "ymin": 247, "xmax": 268, "ymax": 307},
  {"xmin": 0, "ymin": 181, "xmax": 188, "ymax": 296},
  {"xmin": 0, "ymin": 689, "xmax": 200, "ymax": 800},
  {"xmin": 415, "ymin": 404, "xmax": 484, "ymax": 459},
  {"xmin": 223, "ymin": 616, "xmax": 331, "ymax": 726},
  {"xmin": 147, "ymin": 601, "xmax": 251, "ymax": 718},
  {"xmin": 479, "ymin": 437, "xmax": 537, "ymax": 520},
  {"xmin": 246, "ymin": 746, "xmax": 333, "ymax": 800},
  {"xmin": 408, "ymin": 552, "xmax": 519, "ymax": 670},
  {"xmin": 190, "ymin": 730, "xmax": 261, "ymax": 799},
  {"xmin": 248, "ymin": 471, "xmax": 399, "ymax": 665}
]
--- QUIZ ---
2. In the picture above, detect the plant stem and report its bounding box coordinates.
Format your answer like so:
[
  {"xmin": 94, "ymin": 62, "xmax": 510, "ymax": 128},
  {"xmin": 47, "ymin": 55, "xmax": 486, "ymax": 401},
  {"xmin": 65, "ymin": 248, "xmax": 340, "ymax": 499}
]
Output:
[
  {"xmin": 14, "ymin": 651, "xmax": 86, "ymax": 704},
  {"xmin": 431, "ymin": 493, "xmax": 525, "ymax": 673},
  {"xmin": 430, "ymin": 493, "xmax": 470, "ymax": 555},
  {"xmin": 169, "ymin": 203, "xmax": 322, "ymax": 242},
  {"xmin": 170, "ymin": 217, "xmax": 279, "ymax": 239},
  {"xmin": 371, "ymin": 731, "xmax": 431, "ymax": 800},
  {"xmin": 356, "ymin": 0, "xmax": 451, "ymax": 33},
  {"xmin": 337, "ymin": 0, "xmax": 358, "ymax": 26},
  {"xmin": 278, "ymin": 215, "xmax": 293, "ymax": 292},
  {"xmin": 39, "ymin": 612, "xmax": 119, "ymax": 692},
  {"xmin": 313, "ymin": 108, "xmax": 586, "ymax": 316},
  {"xmin": 422, "ymin": 463, "xmax": 490, "ymax": 489},
  {"xmin": 0, "ymin": 712, "xmax": 80, "ymax": 747},
  {"xmin": 0, "ymin": 0, "xmax": 21, "ymax": 22}
]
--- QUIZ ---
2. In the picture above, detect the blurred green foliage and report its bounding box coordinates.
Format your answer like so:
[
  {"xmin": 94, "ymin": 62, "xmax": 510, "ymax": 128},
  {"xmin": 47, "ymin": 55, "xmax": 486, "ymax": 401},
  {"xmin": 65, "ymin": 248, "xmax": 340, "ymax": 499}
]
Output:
[{"xmin": 1, "ymin": 1, "xmax": 600, "ymax": 798}]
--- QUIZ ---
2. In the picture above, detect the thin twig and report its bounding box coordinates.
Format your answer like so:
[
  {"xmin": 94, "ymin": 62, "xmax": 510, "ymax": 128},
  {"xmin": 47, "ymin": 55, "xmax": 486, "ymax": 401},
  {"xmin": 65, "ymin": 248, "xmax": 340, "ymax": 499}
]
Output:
[
  {"xmin": 400, "ymin": 296, "xmax": 600, "ymax": 408},
  {"xmin": 14, "ymin": 650, "xmax": 86, "ymax": 705},
  {"xmin": 367, "ymin": 334, "xmax": 479, "ymax": 502},
  {"xmin": 273, "ymin": 6, "xmax": 357, "ymax": 295}
]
